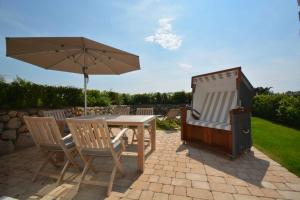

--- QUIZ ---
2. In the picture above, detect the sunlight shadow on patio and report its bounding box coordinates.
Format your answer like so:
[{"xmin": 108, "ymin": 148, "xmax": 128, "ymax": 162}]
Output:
[{"xmin": 176, "ymin": 143, "xmax": 270, "ymax": 187}]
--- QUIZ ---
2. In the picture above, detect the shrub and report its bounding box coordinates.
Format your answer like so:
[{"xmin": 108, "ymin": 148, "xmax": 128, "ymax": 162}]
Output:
[
  {"xmin": 0, "ymin": 77, "xmax": 192, "ymax": 109},
  {"xmin": 252, "ymin": 94, "xmax": 300, "ymax": 129},
  {"xmin": 156, "ymin": 118, "xmax": 181, "ymax": 130}
]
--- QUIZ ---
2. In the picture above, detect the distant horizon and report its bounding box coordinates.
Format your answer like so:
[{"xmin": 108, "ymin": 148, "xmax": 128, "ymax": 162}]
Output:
[{"xmin": 0, "ymin": 1, "xmax": 299, "ymax": 93}]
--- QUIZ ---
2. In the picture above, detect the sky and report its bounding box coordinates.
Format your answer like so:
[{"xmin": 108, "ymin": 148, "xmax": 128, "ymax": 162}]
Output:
[{"xmin": 0, "ymin": 0, "xmax": 299, "ymax": 93}]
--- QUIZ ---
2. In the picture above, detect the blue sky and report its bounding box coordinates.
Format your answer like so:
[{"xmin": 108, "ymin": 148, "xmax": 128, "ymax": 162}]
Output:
[{"xmin": 0, "ymin": 0, "xmax": 299, "ymax": 93}]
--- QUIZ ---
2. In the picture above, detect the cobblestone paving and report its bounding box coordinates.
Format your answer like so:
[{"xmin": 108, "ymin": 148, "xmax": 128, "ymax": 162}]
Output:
[{"xmin": 0, "ymin": 130, "xmax": 300, "ymax": 200}]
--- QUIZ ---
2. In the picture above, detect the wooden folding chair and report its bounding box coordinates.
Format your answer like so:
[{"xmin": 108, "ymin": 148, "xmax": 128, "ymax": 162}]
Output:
[
  {"xmin": 43, "ymin": 109, "xmax": 69, "ymax": 134},
  {"xmin": 23, "ymin": 116, "xmax": 81, "ymax": 184},
  {"xmin": 66, "ymin": 118, "xmax": 128, "ymax": 196},
  {"xmin": 108, "ymin": 106, "xmax": 130, "ymax": 137},
  {"xmin": 131, "ymin": 107, "xmax": 153, "ymax": 144},
  {"xmin": 164, "ymin": 108, "xmax": 180, "ymax": 120}
]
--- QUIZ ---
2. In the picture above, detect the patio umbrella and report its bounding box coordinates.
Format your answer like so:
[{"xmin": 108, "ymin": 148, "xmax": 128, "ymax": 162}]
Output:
[{"xmin": 6, "ymin": 37, "xmax": 140, "ymax": 115}]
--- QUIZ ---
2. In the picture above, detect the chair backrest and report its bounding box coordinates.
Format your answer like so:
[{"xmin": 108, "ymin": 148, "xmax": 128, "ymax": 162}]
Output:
[
  {"xmin": 24, "ymin": 116, "xmax": 62, "ymax": 148},
  {"xmin": 43, "ymin": 109, "xmax": 67, "ymax": 120},
  {"xmin": 198, "ymin": 90, "xmax": 237, "ymax": 124},
  {"xmin": 113, "ymin": 106, "xmax": 130, "ymax": 115},
  {"xmin": 165, "ymin": 109, "xmax": 180, "ymax": 119},
  {"xmin": 192, "ymin": 69, "xmax": 239, "ymax": 124},
  {"xmin": 136, "ymin": 108, "xmax": 154, "ymax": 115},
  {"xmin": 66, "ymin": 118, "xmax": 111, "ymax": 151}
]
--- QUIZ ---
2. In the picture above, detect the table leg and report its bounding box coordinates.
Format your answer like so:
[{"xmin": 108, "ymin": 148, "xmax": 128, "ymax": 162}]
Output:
[
  {"xmin": 137, "ymin": 125, "xmax": 145, "ymax": 172},
  {"xmin": 150, "ymin": 118, "xmax": 156, "ymax": 151}
]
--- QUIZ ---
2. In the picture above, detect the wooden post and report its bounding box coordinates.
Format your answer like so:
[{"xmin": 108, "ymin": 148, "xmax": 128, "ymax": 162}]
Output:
[
  {"xmin": 137, "ymin": 125, "xmax": 145, "ymax": 172},
  {"xmin": 150, "ymin": 118, "xmax": 156, "ymax": 151}
]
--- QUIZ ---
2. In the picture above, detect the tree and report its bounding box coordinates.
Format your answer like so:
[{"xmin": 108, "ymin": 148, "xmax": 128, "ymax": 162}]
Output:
[{"xmin": 254, "ymin": 87, "xmax": 273, "ymax": 95}]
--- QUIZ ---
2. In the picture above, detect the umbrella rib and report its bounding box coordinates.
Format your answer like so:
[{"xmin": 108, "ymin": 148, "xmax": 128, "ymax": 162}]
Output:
[
  {"xmin": 88, "ymin": 48, "xmax": 136, "ymax": 67},
  {"xmin": 87, "ymin": 47, "xmax": 136, "ymax": 56},
  {"xmin": 45, "ymin": 50, "xmax": 82, "ymax": 69},
  {"xmin": 85, "ymin": 52, "xmax": 119, "ymax": 74},
  {"xmin": 88, "ymin": 51, "xmax": 139, "ymax": 73},
  {"xmin": 8, "ymin": 48, "xmax": 81, "ymax": 57}
]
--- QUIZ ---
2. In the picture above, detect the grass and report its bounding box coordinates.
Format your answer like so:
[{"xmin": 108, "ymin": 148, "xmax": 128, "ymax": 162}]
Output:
[{"xmin": 252, "ymin": 117, "xmax": 300, "ymax": 177}]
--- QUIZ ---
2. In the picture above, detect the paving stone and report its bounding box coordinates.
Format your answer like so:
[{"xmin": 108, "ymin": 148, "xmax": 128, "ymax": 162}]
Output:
[
  {"xmin": 139, "ymin": 190, "xmax": 154, "ymax": 200},
  {"xmin": 207, "ymin": 176, "xmax": 226, "ymax": 183},
  {"xmin": 171, "ymin": 178, "xmax": 192, "ymax": 187},
  {"xmin": 273, "ymin": 182, "xmax": 291, "ymax": 190},
  {"xmin": 169, "ymin": 195, "xmax": 192, "ymax": 200},
  {"xmin": 247, "ymin": 186, "xmax": 264, "ymax": 197},
  {"xmin": 149, "ymin": 183, "xmax": 163, "ymax": 192},
  {"xmin": 186, "ymin": 173, "xmax": 207, "ymax": 181},
  {"xmin": 175, "ymin": 172, "xmax": 185, "ymax": 179},
  {"xmin": 162, "ymin": 184, "xmax": 174, "ymax": 194},
  {"xmin": 234, "ymin": 186, "xmax": 250, "ymax": 195},
  {"xmin": 158, "ymin": 176, "xmax": 171, "ymax": 184},
  {"xmin": 191, "ymin": 181, "xmax": 210, "ymax": 190},
  {"xmin": 153, "ymin": 192, "xmax": 168, "ymax": 200},
  {"xmin": 1, "ymin": 130, "xmax": 300, "ymax": 200},
  {"xmin": 278, "ymin": 190, "xmax": 300, "ymax": 200},
  {"xmin": 233, "ymin": 194, "xmax": 259, "ymax": 200},
  {"xmin": 186, "ymin": 188, "xmax": 213, "ymax": 199},
  {"xmin": 286, "ymin": 183, "xmax": 300, "ymax": 192},
  {"xmin": 131, "ymin": 181, "xmax": 149, "ymax": 190},
  {"xmin": 260, "ymin": 188, "xmax": 282, "ymax": 198},
  {"xmin": 125, "ymin": 189, "xmax": 141, "ymax": 199},
  {"xmin": 149, "ymin": 175, "xmax": 159, "ymax": 183},
  {"xmin": 209, "ymin": 182, "xmax": 236, "ymax": 193},
  {"xmin": 174, "ymin": 186, "xmax": 186, "ymax": 196},
  {"xmin": 226, "ymin": 177, "xmax": 248, "ymax": 186},
  {"xmin": 212, "ymin": 191, "xmax": 234, "ymax": 200}
]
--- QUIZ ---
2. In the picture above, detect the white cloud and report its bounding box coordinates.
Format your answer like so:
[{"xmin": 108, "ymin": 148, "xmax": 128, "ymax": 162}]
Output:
[
  {"xmin": 178, "ymin": 63, "xmax": 192, "ymax": 70},
  {"xmin": 145, "ymin": 18, "xmax": 182, "ymax": 50}
]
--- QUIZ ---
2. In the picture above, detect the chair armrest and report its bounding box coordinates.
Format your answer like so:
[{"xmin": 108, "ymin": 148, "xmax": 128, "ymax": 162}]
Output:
[
  {"xmin": 230, "ymin": 107, "xmax": 251, "ymax": 114},
  {"xmin": 62, "ymin": 133, "xmax": 72, "ymax": 141},
  {"xmin": 111, "ymin": 128, "xmax": 128, "ymax": 144}
]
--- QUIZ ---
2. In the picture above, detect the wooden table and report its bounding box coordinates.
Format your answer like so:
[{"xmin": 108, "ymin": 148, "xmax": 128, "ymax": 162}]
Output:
[{"xmin": 77, "ymin": 115, "xmax": 156, "ymax": 172}]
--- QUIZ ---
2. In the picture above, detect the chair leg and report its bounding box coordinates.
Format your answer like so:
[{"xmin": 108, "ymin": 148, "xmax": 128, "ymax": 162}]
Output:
[
  {"xmin": 56, "ymin": 160, "xmax": 70, "ymax": 185},
  {"xmin": 112, "ymin": 153, "xmax": 124, "ymax": 175},
  {"xmin": 131, "ymin": 129, "xmax": 136, "ymax": 144},
  {"xmin": 107, "ymin": 165, "xmax": 117, "ymax": 196},
  {"xmin": 32, "ymin": 152, "xmax": 53, "ymax": 182},
  {"xmin": 65, "ymin": 150, "xmax": 82, "ymax": 172},
  {"xmin": 109, "ymin": 127, "xmax": 114, "ymax": 137},
  {"xmin": 79, "ymin": 151, "xmax": 97, "ymax": 174},
  {"xmin": 76, "ymin": 157, "xmax": 93, "ymax": 193}
]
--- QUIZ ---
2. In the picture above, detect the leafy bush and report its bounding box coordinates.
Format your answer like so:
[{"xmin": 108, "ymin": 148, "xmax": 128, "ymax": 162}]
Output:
[
  {"xmin": 0, "ymin": 78, "xmax": 192, "ymax": 109},
  {"xmin": 253, "ymin": 94, "xmax": 300, "ymax": 129},
  {"xmin": 156, "ymin": 118, "xmax": 181, "ymax": 130}
]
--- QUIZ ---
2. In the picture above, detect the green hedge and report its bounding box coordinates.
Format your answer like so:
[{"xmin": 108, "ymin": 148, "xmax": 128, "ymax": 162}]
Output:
[
  {"xmin": 0, "ymin": 78, "xmax": 192, "ymax": 109},
  {"xmin": 1, "ymin": 78, "xmax": 299, "ymax": 129},
  {"xmin": 253, "ymin": 94, "xmax": 300, "ymax": 129}
]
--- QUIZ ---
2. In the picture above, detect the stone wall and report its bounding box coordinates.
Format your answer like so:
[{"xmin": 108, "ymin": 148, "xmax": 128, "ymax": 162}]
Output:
[{"xmin": 0, "ymin": 104, "xmax": 183, "ymax": 156}]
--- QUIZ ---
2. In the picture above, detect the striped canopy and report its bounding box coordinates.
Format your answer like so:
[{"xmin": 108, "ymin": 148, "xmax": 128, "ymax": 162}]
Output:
[{"xmin": 187, "ymin": 67, "xmax": 253, "ymax": 130}]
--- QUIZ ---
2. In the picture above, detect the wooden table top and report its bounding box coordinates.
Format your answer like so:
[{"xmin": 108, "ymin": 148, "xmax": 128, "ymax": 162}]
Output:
[{"xmin": 73, "ymin": 114, "xmax": 156, "ymax": 126}]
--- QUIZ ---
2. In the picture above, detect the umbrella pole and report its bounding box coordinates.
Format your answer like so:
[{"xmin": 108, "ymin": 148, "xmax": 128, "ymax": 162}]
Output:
[{"xmin": 84, "ymin": 74, "xmax": 87, "ymax": 116}]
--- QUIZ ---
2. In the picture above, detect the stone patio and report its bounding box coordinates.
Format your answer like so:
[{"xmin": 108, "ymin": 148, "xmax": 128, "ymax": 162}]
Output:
[{"xmin": 0, "ymin": 130, "xmax": 300, "ymax": 200}]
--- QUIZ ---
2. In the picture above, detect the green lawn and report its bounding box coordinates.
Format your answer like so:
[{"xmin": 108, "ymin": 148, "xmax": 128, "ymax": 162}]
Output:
[{"xmin": 252, "ymin": 117, "xmax": 300, "ymax": 177}]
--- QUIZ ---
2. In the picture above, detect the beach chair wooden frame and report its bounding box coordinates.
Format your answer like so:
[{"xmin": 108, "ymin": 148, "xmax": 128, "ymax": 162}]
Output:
[{"xmin": 181, "ymin": 67, "xmax": 254, "ymax": 158}]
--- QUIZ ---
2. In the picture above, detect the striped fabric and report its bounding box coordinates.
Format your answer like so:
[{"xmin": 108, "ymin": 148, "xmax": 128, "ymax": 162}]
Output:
[{"xmin": 187, "ymin": 90, "xmax": 237, "ymax": 131}]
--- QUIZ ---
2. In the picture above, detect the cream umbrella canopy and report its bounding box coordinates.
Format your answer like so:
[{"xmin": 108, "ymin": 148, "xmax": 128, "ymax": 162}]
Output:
[{"xmin": 6, "ymin": 37, "xmax": 140, "ymax": 115}]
